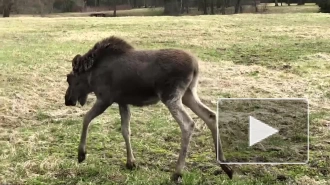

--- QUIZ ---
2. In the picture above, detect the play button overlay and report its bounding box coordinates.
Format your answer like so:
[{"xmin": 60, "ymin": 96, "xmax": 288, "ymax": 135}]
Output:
[
  {"xmin": 216, "ymin": 98, "xmax": 309, "ymax": 165},
  {"xmin": 249, "ymin": 116, "xmax": 279, "ymax": 147}
]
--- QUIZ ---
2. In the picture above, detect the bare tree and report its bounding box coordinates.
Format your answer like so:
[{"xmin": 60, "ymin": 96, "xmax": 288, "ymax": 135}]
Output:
[
  {"xmin": 234, "ymin": 0, "xmax": 241, "ymax": 14},
  {"xmin": 38, "ymin": 0, "xmax": 45, "ymax": 15},
  {"xmin": 164, "ymin": 0, "xmax": 179, "ymax": 15},
  {"xmin": 83, "ymin": 0, "xmax": 87, "ymax": 11},
  {"xmin": 113, "ymin": 0, "xmax": 117, "ymax": 16},
  {"xmin": 275, "ymin": 0, "xmax": 279, "ymax": 6},
  {"xmin": 297, "ymin": 0, "xmax": 304, "ymax": 5},
  {"xmin": 254, "ymin": 0, "xmax": 258, "ymax": 12},
  {"xmin": 94, "ymin": 0, "xmax": 100, "ymax": 6},
  {"xmin": 180, "ymin": 0, "xmax": 189, "ymax": 14},
  {"xmin": 221, "ymin": 0, "xmax": 226, "ymax": 14},
  {"xmin": 210, "ymin": 0, "xmax": 214, "ymax": 14},
  {"xmin": 203, "ymin": 0, "xmax": 207, "ymax": 14},
  {"xmin": 185, "ymin": 0, "xmax": 188, "ymax": 13},
  {"xmin": 2, "ymin": 0, "xmax": 14, "ymax": 17},
  {"xmin": 180, "ymin": 0, "xmax": 183, "ymax": 13}
]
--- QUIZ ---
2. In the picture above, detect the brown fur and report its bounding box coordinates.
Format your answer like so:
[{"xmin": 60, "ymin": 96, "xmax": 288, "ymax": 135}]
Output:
[{"xmin": 72, "ymin": 36, "xmax": 134, "ymax": 74}]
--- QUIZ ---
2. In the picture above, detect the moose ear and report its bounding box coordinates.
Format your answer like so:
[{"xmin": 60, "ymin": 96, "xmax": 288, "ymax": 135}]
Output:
[{"xmin": 72, "ymin": 54, "xmax": 82, "ymax": 72}]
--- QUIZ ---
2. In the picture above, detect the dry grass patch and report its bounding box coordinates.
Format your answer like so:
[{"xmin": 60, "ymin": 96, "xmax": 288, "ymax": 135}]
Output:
[{"xmin": 199, "ymin": 60, "xmax": 329, "ymax": 110}]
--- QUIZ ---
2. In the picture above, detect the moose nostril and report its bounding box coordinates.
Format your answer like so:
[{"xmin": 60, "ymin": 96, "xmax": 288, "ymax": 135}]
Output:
[
  {"xmin": 65, "ymin": 99, "xmax": 77, "ymax": 106},
  {"xmin": 65, "ymin": 99, "xmax": 73, "ymax": 106}
]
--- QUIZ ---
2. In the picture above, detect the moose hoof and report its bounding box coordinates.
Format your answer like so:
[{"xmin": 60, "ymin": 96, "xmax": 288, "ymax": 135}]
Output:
[
  {"xmin": 171, "ymin": 173, "xmax": 183, "ymax": 183},
  {"xmin": 126, "ymin": 162, "xmax": 137, "ymax": 170},
  {"xmin": 220, "ymin": 164, "xmax": 234, "ymax": 179},
  {"xmin": 78, "ymin": 151, "xmax": 86, "ymax": 163}
]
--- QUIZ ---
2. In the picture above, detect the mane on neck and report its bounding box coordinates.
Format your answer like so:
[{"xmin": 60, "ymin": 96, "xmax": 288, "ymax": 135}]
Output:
[{"xmin": 71, "ymin": 36, "xmax": 134, "ymax": 74}]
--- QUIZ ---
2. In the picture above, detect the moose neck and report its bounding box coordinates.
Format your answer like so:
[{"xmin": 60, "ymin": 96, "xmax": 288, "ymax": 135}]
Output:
[{"xmin": 78, "ymin": 71, "xmax": 93, "ymax": 94}]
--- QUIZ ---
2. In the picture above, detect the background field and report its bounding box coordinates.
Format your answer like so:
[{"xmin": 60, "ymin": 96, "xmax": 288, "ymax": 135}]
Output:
[{"xmin": 1, "ymin": 6, "xmax": 330, "ymax": 185}]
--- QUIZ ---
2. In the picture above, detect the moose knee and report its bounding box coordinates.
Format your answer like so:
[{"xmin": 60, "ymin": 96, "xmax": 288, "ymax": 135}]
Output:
[
  {"xmin": 189, "ymin": 121, "xmax": 195, "ymax": 129},
  {"xmin": 204, "ymin": 112, "xmax": 217, "ymax": 132},
  {"xmin": 209, "ymin": 113, "xmax": 216, "ymax": 119},
  {"xmin": 183, "ymin": 121, "xmax": 195, "ymax": 134},
  {"xmin": 208, "ymin": 112, "xmax": 216, "ymax": 123},
  {"xmin": 121, "ymin": 127, "xmax": 130, "ymax": 136}
]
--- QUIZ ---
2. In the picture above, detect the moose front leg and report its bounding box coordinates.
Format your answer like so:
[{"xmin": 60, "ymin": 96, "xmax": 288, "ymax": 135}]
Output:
[
  {"xmin": 78, "ymin": 99, "xmax": 110, "ymax": 163},
  {"xmin": 119, "ymin": 104, "xmax": 136, "ymax": 169}
]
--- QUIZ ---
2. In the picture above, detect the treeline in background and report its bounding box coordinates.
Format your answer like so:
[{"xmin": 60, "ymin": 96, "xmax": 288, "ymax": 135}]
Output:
[{"xmin": 1, "ymin": 0, "xmax": 330, "ymax": 17}]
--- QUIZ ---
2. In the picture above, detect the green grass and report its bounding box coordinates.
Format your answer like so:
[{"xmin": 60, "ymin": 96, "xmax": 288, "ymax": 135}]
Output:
[{"xmin": 1, "ymin": 9, "xmax": 330, "ymax": 185}]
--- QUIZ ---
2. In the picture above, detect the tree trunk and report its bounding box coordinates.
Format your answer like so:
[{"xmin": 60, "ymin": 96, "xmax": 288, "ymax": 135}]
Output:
[
  {"xmin": 164, "ymin": 0, "xmax": 179, "ymax": 15},
  {"xmin": 180, "ymin": 0, "xmax": 184, "ymax": 13},
  {"xmin": 254, "ymin": 0, "xmax": 258, "ymax": 12},
  {"xmin": 275, "ymin": 0, "xmax": 279, "ymax": 6},
  {"xmin": 221, "ymin": 0, "xmax": 226, "ymax": 14},
  {"xmin": 133, "ymin": 0, "xmax": 137, "ymax": 7},
  {"xmin": 216, "ymin": 0, "xmax": 221, "ymax": 8},
  {"xmin": 297, "ymin": 0, "xmax": 304, "ymax": 5},
  {"xmin": 83, "ymin": 0, "xmax": 87, "ymax": 11},
  {"xmin": 3, "ymin": 0, "xmax": 13, "ymax": 17},
  {"xmin": 113, "ymin": 0, "xmax": 117, "ymax": 17},
  {"xmin": 287, "ymin": 0, "xmax": 290, "ymax": 6},
  {"xmin": 38, "ymin": 0, "xmax": 44, "ymax": 15},
  {"xmin": 203, "ymin": 0, "xmax": 207, "ymax": 14},
  {"xmin": 144, "ymin": 0, "xmax": 147, "ymax": 8},
  {"xmin": 210, "ymin": 0, "xmax": 214, "ymax": 14},
  {"xmin": 234, "ymin": 0, "xmax": 241, "ymax": 14},
  {"xmin": 185, "ymin": 0, "xmax": 189, "ymax": 13},
  {"xmin": 3, "ymin": 7, "xmax": 10, "ymax": 17}
]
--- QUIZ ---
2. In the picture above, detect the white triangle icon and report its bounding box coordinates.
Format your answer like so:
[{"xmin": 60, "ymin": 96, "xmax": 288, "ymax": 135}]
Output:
[{"xmin": 249, "ymin": 116, "xmax": 279, "ymax": 147}]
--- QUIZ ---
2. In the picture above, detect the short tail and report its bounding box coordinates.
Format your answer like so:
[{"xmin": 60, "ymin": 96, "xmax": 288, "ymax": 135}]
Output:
[{"xmin": 188, "ymin": 58, "xmax": 199, "ymax": 94}]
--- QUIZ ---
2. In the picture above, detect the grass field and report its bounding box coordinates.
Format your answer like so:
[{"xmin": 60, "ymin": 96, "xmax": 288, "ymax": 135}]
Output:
[{"xmin": 1, "ymin": 8, "xmax": 330, "ymax": 185}]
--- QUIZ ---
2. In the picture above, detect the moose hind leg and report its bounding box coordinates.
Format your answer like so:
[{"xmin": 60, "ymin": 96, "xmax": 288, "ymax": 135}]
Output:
[
  {"xmin": 165, "ymin": 98, "xmax": 195, "ymax": 182},
  {"xmin": 119, "ymin": 104, "xmax": 136, "ymax": 170},
  {"xmin": 182, "ymin": 89, "xmax": 233, "ymax": 179}
]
